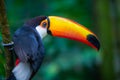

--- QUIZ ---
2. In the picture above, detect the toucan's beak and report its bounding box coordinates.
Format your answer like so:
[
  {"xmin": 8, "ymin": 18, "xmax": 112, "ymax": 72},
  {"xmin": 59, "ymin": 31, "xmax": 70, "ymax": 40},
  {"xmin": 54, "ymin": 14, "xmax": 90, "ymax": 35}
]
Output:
[{"xmin": 47, "ymin": 16, "xmax": 100, "ymax": 50}]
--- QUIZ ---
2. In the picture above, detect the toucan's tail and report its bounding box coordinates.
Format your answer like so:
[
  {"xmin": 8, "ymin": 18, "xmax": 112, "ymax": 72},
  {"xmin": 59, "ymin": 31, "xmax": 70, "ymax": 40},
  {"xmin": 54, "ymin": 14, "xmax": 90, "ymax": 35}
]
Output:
[{"xmin": 7, "ymin": 73, "xmax": 16, "ymax": 80}]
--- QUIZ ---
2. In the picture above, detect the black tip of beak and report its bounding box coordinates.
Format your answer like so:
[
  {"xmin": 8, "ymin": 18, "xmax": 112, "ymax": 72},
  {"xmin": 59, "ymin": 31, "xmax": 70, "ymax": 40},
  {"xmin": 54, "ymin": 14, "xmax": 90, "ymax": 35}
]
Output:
[{"xmin": 87, "ymin": 34, "xmax": 100, "ymax": 50}]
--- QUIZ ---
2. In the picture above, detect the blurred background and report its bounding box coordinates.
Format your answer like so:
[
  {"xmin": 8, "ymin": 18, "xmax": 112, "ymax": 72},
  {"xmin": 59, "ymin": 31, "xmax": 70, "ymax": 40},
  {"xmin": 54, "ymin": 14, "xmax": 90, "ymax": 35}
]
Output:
[{"xmin": 0, "ymin": 0, "xmax": 120, "ymax": 80}]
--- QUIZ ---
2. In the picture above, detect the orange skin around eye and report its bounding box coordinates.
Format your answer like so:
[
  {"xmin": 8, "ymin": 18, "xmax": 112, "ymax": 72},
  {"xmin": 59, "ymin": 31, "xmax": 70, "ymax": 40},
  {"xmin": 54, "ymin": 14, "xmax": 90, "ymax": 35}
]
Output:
[{"xmin": 40, "ymin": 19, "xmax": 48, "ymax": 28}]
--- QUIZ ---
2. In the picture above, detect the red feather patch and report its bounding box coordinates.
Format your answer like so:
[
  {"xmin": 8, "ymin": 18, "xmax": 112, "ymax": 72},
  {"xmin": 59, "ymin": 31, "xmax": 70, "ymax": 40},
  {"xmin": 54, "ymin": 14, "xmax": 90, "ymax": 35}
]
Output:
[{"xmin": 15, "ymin": 59, "xmax": 20, "ymax": 66}]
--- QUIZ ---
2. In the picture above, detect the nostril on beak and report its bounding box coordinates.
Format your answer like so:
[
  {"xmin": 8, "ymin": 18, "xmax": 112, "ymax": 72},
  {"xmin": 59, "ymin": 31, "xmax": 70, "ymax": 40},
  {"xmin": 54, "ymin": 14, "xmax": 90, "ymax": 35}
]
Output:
[{"xmin": 87, "ymin": 34, "xmax": 100, "ymax": 50}]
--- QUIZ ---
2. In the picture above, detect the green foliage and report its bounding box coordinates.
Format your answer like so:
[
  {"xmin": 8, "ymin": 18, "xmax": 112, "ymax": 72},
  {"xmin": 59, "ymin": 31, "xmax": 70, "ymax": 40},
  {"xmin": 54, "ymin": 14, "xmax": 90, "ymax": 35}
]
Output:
[
  {"xmin": 0, "ymin": 0, "xmax": 102, "ymax": 80},
  {"xmin": 33, "ymin": 48, "xmax": 101, "ymax": 80},
  {"xmin": 0, "ymin": 35, "xmax": 6, "ymax": 78}
]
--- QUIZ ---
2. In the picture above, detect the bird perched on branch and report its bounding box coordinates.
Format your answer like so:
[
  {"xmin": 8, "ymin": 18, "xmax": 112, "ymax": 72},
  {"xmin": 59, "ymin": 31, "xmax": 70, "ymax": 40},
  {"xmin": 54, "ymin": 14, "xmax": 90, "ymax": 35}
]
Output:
[{"xmin": 7, "ymin": 16, "xmax": 100, "ymax": 80}]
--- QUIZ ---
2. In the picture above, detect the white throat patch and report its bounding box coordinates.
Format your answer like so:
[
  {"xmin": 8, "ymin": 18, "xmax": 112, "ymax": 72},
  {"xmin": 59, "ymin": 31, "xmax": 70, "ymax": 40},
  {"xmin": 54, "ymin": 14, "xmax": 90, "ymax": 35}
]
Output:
[{"xmin": 36, "ymin": 26, "xmax": 47, "ymax": 39}]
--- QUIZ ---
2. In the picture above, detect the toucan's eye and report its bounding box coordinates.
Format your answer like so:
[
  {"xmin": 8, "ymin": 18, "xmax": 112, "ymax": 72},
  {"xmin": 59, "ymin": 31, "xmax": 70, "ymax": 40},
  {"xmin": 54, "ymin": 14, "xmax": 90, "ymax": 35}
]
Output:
[{"xmin": 42, "ymin": 22, "xmax": 47, "ymax": 28}]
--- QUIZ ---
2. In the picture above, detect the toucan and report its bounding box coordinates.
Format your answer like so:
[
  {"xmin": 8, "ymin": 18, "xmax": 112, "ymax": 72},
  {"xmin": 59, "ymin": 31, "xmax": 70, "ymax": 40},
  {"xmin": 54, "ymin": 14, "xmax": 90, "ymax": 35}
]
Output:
[{"xmin": 7, "ymin": 16, "xmax": 100, "ymax": 80}]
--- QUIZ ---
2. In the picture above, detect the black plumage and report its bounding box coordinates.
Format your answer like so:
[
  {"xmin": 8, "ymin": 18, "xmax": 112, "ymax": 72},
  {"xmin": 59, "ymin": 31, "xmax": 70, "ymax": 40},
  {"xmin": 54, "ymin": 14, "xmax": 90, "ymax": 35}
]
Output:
[{"xmin": 13, "ymin": 16, "xmax": 47, "ymax": 78}]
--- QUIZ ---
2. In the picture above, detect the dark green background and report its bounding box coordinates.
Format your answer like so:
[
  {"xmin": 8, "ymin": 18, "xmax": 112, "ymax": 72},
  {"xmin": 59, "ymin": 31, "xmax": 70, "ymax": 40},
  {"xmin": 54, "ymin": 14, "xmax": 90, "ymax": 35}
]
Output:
[{"xmin": 0, "ymin": 0, "xmax": 120, "ymax": 80}]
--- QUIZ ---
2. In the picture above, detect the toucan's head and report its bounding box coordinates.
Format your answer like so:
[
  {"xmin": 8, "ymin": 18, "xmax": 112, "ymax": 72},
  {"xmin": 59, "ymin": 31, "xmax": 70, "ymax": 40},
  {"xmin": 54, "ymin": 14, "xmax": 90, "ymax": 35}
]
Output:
[{"xmin": 35, "ymin": 16, "xmax": 100, "ymax": 50}]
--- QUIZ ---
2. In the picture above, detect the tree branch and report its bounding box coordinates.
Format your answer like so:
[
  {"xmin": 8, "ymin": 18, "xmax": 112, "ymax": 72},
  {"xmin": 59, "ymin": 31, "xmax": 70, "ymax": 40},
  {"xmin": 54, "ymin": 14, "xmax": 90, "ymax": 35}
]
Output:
[
  {"xmin": 93, "ymin": 0, "xmax": 115, "ymax": 79},
  {"xmin": 0, "ymin": 0, "xmax": 14, "ymax": 78}
]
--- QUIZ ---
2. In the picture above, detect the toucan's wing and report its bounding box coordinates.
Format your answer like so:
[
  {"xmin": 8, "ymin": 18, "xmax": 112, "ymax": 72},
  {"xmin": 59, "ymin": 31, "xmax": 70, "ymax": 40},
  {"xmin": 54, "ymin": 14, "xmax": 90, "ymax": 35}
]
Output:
[{"xmin": 13, "ymin": 26, "xmax": 45, "ymax": 72}]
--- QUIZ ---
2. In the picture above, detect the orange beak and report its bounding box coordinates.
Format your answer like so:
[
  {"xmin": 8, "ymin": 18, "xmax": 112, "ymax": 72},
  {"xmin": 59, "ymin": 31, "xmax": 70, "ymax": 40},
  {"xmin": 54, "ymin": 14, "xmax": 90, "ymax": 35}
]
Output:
[{"xmin": 47, "ymin": 16, "xmax": 100, "ymax": 50}]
